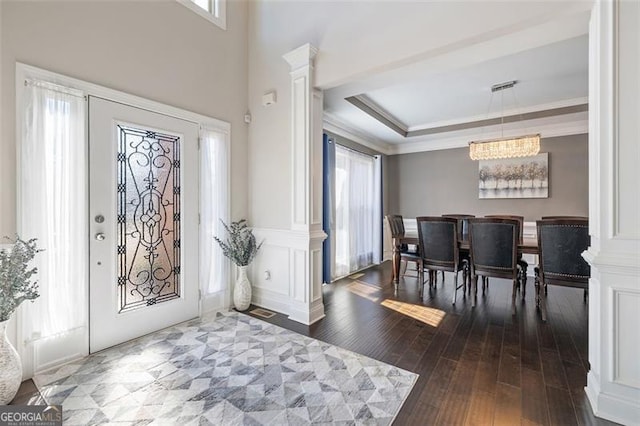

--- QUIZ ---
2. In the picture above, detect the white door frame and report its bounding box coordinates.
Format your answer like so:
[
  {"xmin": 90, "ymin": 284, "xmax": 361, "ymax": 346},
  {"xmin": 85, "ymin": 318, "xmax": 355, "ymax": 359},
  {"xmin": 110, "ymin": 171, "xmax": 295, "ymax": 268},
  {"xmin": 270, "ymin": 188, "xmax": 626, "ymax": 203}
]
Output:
[
  {"xmin": 88, "ymin": 97, "xmax": 200, "ymax": 353},
  {"xmin": 15, "ymin": 62, "xmax": 231, "ymax": 378}
]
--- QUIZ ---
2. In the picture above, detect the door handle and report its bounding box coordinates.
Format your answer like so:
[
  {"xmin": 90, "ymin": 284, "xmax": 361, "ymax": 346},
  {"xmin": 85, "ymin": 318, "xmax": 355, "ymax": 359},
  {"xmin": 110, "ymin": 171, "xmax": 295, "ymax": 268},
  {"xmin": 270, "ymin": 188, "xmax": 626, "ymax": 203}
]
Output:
[{"xmin": 95, "ymin": 233, "xmax": 106, "ymax": 241}]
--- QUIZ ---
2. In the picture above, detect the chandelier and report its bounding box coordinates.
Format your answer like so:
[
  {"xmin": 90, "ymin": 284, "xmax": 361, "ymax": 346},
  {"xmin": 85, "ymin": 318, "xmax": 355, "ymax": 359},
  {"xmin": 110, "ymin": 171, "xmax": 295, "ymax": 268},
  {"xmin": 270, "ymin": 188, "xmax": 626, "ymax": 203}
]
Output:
[
  {"xmin": 469, "ymin": 81, "xmax": 540, "ymax": 160},
  {"xmin": 469, "ymin": 134, "xmax": 540, "ymax": 160}
]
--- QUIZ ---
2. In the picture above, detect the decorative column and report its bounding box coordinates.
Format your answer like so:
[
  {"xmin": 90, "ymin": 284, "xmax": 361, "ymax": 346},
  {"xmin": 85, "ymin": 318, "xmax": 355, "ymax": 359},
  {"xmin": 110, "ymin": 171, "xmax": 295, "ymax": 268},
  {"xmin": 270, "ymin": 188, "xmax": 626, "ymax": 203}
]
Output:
[
  {"xmin": 283, "ymin": 44, "xmax": 326, "ymax": 324},
  {"xmin": 583, "ymin": 1, "xmax": 640, "ymax": 424}
]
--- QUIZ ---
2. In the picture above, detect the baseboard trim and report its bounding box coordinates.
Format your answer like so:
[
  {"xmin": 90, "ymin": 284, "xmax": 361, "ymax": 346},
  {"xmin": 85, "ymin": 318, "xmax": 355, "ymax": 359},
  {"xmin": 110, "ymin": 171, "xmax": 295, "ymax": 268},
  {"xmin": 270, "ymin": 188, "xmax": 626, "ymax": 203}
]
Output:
[
  {"xmin": 252, "ymin": 287, "xmax": 325, "ymax": 325},
  {"xmin": 586, "ymin": 372, "xmax": 640, "ymax": 425},
  {"xmin": 288, "ymin": 299, "xmax": 325, "ymax": 325},
  {"xmin": 252, "ymin": 287, "xmax": 292, "ymax": 318}
]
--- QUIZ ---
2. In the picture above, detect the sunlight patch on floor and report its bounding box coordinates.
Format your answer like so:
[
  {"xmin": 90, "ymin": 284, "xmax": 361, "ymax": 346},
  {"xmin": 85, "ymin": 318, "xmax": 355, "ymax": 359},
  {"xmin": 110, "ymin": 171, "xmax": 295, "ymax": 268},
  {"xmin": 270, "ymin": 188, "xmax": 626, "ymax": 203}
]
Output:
[
  {"xmin": 380, "ymin": 299, "xmax": 446, "ymax": 327},
  {"xmin": 346, "ymin": 280, "xmax": 381, "ymax": 302}
]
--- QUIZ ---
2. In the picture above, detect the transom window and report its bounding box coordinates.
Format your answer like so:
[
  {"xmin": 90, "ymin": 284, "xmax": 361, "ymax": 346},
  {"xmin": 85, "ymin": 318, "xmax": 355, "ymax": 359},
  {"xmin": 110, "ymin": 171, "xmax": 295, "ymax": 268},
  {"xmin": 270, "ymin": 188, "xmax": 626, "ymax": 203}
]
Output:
[
  {"xmin": 179, "ymin": 0, "xmax": 226, "ymax": 30},
  {"xmin": 192, "ymin": 0, "xmax": 216, "ymax": 15}
]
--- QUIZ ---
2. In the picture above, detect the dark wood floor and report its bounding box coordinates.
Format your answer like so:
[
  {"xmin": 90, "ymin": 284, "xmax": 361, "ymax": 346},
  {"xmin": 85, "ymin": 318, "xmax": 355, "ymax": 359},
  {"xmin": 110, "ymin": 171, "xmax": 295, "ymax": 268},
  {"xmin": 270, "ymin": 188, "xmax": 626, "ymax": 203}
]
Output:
[
  {"xmin": 12, "ymin": 261, "xmax": 618, "ymax": 425},
  {"xmin": 248, "ymin": 262, "xmax": 617, "ymax": 426}
]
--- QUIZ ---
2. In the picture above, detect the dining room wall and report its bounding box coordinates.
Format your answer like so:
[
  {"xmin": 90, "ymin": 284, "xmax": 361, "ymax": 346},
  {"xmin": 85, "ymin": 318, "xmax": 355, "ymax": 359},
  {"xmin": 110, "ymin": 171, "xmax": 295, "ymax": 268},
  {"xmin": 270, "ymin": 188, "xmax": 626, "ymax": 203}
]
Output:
[{"xmin": 386, "ymin": 134, "xmax": 588, "ymax": 220}]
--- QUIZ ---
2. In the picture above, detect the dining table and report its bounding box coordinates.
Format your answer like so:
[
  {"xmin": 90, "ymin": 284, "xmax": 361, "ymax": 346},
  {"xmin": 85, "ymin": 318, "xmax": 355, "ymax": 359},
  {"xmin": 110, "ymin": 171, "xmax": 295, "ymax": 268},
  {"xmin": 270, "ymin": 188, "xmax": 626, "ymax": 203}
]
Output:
[{"xmin": 392, "ymin": 233, "xmax": 539, "ymax": 284}]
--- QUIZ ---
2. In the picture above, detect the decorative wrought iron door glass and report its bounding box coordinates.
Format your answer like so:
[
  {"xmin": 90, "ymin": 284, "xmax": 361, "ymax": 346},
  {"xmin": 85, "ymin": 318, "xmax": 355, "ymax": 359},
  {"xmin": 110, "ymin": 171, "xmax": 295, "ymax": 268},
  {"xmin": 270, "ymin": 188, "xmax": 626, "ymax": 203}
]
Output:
[{"xmin": 117, "ymin": 125, "xmax": 181, "ymax": 313}]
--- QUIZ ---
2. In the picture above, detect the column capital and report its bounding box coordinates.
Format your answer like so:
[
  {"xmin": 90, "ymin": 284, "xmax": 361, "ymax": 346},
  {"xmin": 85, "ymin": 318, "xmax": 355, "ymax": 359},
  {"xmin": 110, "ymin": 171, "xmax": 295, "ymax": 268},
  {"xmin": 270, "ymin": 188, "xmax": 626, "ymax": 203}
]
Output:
[{"xmin": 283, "ymin": 43, "xmax": 318, "ymax": 71}]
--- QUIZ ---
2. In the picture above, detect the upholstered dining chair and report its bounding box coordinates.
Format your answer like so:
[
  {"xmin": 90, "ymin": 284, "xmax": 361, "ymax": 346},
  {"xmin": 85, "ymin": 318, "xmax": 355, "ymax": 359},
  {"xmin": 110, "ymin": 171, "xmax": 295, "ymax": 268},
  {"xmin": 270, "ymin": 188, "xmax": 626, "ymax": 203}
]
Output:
[
  {"xmin": 386, "ymin": 215, "xmax": 421, "ymax": 280},
  {"xmin": 442, "ymin": 214, "xmax": 475, "ymax": 240},
  {"xmin": 485, "ymin": 215, "xmax": 524, "ymax": 240},
  {"xmin": 485, "ymin": 215, "xmax": 527, "ymax": 296},
  {"xmin": 468, "ymin": 218, "xmax": 520, "ymax": 314},
  {"xmin": 416, "ymin": 217, "xmax": 467, "ymax": 303},
  {"xmin": 442, "ymin": 214, "xmax": 475, "ymax": 290},
  {"xmin": 535, "ymin": 218, "xmax": 590, "ymax": 322}
]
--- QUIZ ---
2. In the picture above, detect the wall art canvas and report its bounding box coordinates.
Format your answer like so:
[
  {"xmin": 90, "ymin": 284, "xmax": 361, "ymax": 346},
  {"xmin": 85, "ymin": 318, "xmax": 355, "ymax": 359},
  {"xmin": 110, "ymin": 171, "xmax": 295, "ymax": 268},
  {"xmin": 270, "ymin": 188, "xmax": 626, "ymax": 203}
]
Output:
[{"xmin": 478, "ymin": 153, "xmax": 549, "ymax": 199}]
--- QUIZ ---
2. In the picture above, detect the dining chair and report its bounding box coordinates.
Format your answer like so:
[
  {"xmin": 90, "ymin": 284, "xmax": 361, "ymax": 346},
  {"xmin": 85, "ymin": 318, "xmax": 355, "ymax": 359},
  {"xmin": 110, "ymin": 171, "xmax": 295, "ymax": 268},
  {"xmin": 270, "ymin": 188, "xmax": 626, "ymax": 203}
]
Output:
[
  {"xmin": 535, "ymin": 218, "xmax": 590, "ymax": 322},
  {"xmin": 442, "ymin": 214, "xmax": 475, "ymax": 240},
  {"xmin": 442, "ymin": 214, "xmax": 475, "ymax": 289},
  {"xmin": 468, "ymin": 218, "xmax": 520, "ymax": 314},
  {"xmin": 416, "ymin": 217, "xmax": 466, "ymax": 303},
  {"xmin": 386, "ymin": 215, "xmax": 422, "ymax": 280},
  {"xmin": 485, "ymin": 215, "xmax": 524, "ymax": 239},
  {"xmin": 485, "ymin": 215, "xmax": 527, "ymax": 296}
]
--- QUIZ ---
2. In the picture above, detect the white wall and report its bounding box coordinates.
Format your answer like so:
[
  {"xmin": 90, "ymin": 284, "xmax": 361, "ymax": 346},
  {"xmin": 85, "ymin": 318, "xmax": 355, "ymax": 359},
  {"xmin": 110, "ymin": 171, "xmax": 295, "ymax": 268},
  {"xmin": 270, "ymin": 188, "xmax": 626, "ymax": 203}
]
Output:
[{"xmin": 1, "ymin": 0, "xmax": 249, "ymax": 239}]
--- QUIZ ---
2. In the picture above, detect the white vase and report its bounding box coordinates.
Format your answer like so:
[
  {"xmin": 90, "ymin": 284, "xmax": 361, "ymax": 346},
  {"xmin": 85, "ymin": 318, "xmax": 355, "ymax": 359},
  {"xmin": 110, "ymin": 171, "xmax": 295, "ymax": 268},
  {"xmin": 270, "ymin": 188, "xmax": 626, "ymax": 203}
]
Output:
[
  {"xmin": 234, "ymin": 265, "xmax": 252, "ymax": 311},
  {"xmin": 0, "ymin": 320, "xmax": 22, "ymax": 405}
]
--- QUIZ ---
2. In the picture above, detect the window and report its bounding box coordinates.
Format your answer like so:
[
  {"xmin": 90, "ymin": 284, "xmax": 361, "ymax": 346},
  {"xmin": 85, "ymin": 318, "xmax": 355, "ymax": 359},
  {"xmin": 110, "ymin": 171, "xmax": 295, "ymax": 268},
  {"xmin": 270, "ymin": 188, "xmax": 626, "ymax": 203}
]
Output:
[
  {"xmin": 200, "ymin": 126, "xmax": 230, "ymax": 305},
  {"xmin": 178, "ymin": 0, "xmax": 226, "ymax": 30},
  {"xmin": 333, "ymin": 145, "xmax": 382, "ymax": 279},
  {"xmin": 20, "ymin": 80, "xmax": 87, "ymax": 340}
]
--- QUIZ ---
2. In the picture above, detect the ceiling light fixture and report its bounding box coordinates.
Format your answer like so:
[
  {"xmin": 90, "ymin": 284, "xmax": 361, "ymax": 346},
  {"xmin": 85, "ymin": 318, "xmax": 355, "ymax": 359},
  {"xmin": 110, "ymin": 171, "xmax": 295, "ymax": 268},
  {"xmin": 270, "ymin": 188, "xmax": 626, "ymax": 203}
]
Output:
[{"xmin": 469, "ymin": 80, "xmax": 540, "ymax": 161}]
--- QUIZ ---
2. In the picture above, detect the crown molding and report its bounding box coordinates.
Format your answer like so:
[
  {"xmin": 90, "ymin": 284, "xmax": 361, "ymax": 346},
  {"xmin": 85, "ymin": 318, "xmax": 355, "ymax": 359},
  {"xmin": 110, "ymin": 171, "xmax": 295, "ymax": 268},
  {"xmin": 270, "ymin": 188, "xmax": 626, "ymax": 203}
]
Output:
[
  {"xmin": 390, "ymin": 115, "xmax": 588, "ymax": 155},
  {"xmin": 345, "ymin": 91, "xmax": 588, "ymax": 140},
  {"xmin": 323, "ymin": 113, "xmax": 393, "ymax": 155},
  {"xmin": 345, "ymin": 94, "xmax": 408, "ymax": 136},
  {"xmin": 408, "ymin": 103, "xmax": 588, "ymax": 138},
  {"xmin": 407, "ymin": 97, "xmax": 589, "ymax": 133}
]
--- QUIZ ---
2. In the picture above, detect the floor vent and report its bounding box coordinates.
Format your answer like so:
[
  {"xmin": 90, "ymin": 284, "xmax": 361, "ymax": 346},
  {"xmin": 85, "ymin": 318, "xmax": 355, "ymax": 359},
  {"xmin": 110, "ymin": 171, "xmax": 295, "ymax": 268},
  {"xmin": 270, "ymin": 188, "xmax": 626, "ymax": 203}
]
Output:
[
  {"xmin": 349, "ymin": 272, "xmax": 365, "ymax": 280},
  {"xmin": 250, "ymin": 308, "xmax": 276, "ymax": 319}
]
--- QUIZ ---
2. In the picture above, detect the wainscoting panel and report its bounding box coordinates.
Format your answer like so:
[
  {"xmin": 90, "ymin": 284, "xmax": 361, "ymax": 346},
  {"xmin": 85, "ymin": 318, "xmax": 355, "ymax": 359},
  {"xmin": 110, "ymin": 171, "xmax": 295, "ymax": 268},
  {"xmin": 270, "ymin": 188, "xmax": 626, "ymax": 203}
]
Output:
[
  {"xmin": 613, "ymin": 288, "xmax": 640, "ymax": 388},
  {"xmin": 311, "ymin": 248, "xmax": 322, "ymax": 302},
  {"xmin": 383, "ymin": 222, "xmax": 392, "ymax": 261},
  {"xmin": 249, "ymin": 227, "xmax": 326, "ymax": 324},
  {"xmin": 251, "ymin": 244, "xmax": 290, "ymax": 296},
  {"xmin": 292, "ymin": 249, "xmax": 307, "ymax": 303}
]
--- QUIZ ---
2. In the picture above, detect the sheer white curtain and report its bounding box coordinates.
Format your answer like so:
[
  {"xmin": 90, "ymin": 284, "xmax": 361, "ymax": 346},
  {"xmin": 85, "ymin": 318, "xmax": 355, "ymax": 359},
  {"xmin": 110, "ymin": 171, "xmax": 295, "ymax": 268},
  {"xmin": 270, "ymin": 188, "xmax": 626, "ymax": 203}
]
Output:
[
  {"xmin": 19, "ymin": 81, "xmax": 86, "ymax": 341},
  {"xmin": 334, "ymin": 145, "xmax": 376, "ymax": 279},
  {"xmin": 372, "ymin": 156, "xmax": 383, "ymax": 264},
  {"xmin": 200, "ymin": 126, "xmax": 229, "ymax": 299}
]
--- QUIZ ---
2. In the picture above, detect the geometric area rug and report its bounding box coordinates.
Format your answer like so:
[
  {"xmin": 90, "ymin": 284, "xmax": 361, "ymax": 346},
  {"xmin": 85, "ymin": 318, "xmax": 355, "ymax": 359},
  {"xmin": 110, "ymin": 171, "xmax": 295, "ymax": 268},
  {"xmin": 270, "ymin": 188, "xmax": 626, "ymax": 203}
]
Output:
[{"xmin": 34, "ymin": 311, "xmax": 418, "ymax": 425}]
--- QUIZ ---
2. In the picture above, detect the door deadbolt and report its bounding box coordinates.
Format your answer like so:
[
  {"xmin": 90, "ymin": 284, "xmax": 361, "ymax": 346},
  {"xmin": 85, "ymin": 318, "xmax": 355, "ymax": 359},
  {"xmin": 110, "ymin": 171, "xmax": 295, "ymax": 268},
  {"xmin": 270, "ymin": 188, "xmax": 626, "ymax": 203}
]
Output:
[{"xmin": 95, "ymin": 215, "xmax": 105, "ymax": 223}]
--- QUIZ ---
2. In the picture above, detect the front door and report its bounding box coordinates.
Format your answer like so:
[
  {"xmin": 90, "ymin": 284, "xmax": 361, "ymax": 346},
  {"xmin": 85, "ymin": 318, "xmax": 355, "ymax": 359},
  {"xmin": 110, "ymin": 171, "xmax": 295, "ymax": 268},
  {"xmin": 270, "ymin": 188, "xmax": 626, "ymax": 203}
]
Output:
[{"xmin": 89, "ymin": 97, "xmax": 199, "ymax": 353}]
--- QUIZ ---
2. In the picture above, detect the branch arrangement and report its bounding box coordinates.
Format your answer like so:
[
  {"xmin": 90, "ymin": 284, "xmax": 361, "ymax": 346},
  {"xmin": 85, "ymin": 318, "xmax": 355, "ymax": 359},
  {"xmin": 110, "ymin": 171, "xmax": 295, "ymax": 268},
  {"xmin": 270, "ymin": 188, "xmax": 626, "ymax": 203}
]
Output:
[
  {"xmin": 0, "ymin": 237, "xmax": 42, "ymax": 322},
  {"xmin": 214, "ymin": 220, "xmax": 263, "ymax": 267}
]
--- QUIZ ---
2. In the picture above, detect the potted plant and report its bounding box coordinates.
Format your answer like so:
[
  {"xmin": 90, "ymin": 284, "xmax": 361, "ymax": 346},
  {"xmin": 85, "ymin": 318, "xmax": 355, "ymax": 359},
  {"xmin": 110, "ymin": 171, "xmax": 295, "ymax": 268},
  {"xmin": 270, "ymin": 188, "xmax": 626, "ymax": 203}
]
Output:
[
  {"xmin": 0, "ymin": 237, "xmax": 41, "ymax": 404},
  {"xmin": 214, "ymin": 220, "xmax": 263, "ymax": 311}
]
